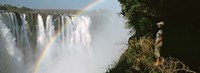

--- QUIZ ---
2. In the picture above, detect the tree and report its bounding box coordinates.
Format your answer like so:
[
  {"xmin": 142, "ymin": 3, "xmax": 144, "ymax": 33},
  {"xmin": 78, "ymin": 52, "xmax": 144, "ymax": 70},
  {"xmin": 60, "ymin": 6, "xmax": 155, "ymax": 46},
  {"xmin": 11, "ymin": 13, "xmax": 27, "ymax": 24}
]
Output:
[
  {"xmin": 0, "ymin": 4, "xmax": 31, "ymax": 12},
  {"xmin": 114, "ymin": 0, "xmax": 200, "ymax": 72},
  {"xmin": 118, "ymin": 0, "xmax": 165, "ymax": 37},
  {"xmin": 19, "ymin": 6, "xmax": 31, "ymax": 11}
]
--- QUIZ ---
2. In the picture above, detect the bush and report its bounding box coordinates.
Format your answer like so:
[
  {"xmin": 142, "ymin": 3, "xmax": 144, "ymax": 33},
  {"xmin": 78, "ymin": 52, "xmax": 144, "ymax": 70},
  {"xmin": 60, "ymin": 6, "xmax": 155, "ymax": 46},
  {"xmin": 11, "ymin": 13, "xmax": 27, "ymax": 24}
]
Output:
[
  {"xmin": 106, "ymin": 36, "xmax": 195, "ymax": 73},
  {"xmin": 118, "ymin": 0, "xmax": 165, "ymax": 36}
]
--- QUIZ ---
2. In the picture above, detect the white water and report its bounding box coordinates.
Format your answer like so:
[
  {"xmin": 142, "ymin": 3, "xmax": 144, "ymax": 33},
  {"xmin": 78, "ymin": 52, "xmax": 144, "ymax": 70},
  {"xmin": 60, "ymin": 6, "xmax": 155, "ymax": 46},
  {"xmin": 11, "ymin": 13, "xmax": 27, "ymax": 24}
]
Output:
[
  {"xmin": 0, "ymin": 13, "xmax": 23, "ymax": 73},
  {"xmin": 0, "ymin": 12, "xmax": 93, "ymax": 73},
  {"xmin": 0, "ymin": 11, "xmax": 128, "ymax": 73},
  {"xmin": 37, "ymin": 14, "xmax": 47, "ymax": 51},
  {"xmin": 36, "ymin": 14, "xmax": 93, "ymax": 73}
]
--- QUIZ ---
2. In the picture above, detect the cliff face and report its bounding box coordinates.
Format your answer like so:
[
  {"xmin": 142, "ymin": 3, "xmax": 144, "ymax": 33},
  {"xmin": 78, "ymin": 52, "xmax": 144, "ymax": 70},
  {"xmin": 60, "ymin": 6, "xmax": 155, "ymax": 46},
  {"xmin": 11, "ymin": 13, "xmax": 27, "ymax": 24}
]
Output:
[{"xmin": 107, "ymin": 0, "xmax": 200, "ymax": 73}]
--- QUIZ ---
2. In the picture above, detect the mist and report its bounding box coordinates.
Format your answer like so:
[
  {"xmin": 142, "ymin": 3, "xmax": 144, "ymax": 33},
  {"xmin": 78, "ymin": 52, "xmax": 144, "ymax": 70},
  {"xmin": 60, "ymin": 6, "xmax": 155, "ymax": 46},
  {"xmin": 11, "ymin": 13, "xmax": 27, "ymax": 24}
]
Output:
[
  {"xmin": 0, "ymin": 9, "xmax": 129, "ymax": 73},
  {"xmin": 86, "ymin": 9, "xmax": 129, "ymax": 73}
]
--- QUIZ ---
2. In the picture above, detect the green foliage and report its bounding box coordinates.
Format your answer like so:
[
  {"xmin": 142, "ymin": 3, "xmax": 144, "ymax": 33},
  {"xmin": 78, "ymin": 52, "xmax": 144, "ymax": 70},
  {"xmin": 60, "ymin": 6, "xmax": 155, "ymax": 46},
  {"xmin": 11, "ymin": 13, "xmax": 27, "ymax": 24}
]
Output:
[
  {"xmin": 20, "ymin": 6, "xmax": 31, "ymax": 11},
  {"xmin": 118, "ymin": 0, "xmax": 165, "ymax": 37},
  {"xmin": 107, "ymin": 0, "xmax": 197, "ymax": 73},
  {"xmin": 0, "ymin": 4, "xmax": 32, "ymax": 12},
  {"xmin": 0, "ymin": 4, "xmax": 17, "ymax": 10},
  {"xmin": 106, "ymin": 36, "xmax": 155, "ymax": 73}
]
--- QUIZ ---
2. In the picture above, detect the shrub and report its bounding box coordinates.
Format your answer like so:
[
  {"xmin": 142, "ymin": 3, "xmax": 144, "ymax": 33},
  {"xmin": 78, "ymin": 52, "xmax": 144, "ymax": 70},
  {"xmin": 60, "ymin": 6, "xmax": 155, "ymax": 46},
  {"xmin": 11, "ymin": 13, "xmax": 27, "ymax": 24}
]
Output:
[{"xmin": 106, "ymin": 36, "xmax": 195, "ymax": 73}]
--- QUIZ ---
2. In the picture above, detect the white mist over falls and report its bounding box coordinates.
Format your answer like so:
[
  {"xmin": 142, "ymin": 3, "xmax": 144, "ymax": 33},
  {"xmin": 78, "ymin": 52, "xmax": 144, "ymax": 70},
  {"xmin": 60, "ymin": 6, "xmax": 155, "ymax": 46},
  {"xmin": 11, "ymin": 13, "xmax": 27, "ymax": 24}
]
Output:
[{"xmin": 0, "ymin": 10, "xmax": 128, "ymax": 73}]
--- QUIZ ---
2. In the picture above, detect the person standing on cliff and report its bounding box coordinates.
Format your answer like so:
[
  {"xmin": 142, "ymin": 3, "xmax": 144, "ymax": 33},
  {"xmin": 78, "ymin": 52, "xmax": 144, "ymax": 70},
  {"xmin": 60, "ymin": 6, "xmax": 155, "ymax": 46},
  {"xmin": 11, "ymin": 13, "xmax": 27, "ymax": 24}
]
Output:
[{"xmin": 154, "ymin": 21, "xmax": 164, "ymax": 66}]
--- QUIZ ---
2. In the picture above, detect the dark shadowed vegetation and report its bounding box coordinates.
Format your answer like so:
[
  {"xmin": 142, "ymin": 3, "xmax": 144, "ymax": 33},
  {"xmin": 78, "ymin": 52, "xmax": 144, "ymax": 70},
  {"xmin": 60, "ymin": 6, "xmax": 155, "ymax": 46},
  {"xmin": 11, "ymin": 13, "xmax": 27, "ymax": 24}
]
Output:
[
  {"xmin": 106, "ymin": 0, "xmax": 200, "ymax": 73},
  {"xmin": 106, "ymin": 36, "xmax": 195, "ymax": 73}
]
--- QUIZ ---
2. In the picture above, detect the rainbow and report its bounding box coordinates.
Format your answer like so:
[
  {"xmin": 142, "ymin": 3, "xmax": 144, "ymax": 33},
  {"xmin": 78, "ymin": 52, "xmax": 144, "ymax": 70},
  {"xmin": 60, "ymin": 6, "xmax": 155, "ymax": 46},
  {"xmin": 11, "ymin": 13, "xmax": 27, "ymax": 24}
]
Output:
[{"xmin": 33, "ymin": 0, "xmax": 102, "ymax": 73}]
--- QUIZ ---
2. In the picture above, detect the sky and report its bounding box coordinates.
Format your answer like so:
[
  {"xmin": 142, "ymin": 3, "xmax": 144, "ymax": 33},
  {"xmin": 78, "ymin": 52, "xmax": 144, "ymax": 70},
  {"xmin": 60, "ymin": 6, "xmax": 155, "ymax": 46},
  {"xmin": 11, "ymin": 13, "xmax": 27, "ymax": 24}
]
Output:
[{"xmin": 0, "ymin": 0, "xmax": 121, "ymax": 13}]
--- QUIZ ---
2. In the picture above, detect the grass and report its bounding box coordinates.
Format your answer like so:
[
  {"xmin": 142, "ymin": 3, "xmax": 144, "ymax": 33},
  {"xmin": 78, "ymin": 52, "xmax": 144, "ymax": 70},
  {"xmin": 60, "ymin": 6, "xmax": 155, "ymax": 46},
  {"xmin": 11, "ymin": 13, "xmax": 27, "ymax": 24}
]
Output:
[{"xmin": 106, "ymin": 36, "xmax": 196, "ymax": 73}]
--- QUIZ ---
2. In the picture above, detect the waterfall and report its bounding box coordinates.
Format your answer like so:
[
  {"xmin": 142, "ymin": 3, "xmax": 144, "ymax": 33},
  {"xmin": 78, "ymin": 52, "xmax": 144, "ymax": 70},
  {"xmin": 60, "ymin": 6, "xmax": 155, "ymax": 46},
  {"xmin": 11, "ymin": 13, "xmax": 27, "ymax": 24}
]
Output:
[
  {"xmin": 37, "ymin": 15, "xmax": 93, "ymax": 73},
  {"xmin": 19, "ymin": 14, "xmax": 33, "ymax": 73},
  {"xmin": 0, "ymin": 12, "xmax": 23, "ymax": 73},
  {"xmin": 37, "ymin": 14, "xmax": 47, "ymax": 50},
  {"xmin": 0, "ymin": 11, "xmax": 128, "ymax": 73},
  {"xmin": 45, "ymin": 15, "xmax": 55, "ymax": 40},
  {"xmin": 0, "ymin": 11, "xmax": 93, "ymax": 73}
]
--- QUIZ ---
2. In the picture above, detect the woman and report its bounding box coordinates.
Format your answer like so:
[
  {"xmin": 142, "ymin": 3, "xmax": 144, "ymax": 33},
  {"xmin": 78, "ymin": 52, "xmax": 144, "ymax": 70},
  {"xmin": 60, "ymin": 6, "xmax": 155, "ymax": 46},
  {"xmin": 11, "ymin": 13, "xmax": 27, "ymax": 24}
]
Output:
[{"xmin": 154, "ymin": 21, "xmax": 164, "ymax": 66}]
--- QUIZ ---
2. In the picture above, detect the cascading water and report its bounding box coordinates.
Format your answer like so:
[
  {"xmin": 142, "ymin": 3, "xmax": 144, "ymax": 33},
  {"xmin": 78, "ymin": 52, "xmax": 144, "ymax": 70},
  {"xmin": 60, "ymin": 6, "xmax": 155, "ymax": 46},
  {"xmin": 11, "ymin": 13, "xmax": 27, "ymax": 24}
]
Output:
[
  {"xmin": 37, "ymin": 14, "xmax": 47, "ymax": 51},
  {"xmin": 0, "ymin": 12, "xmax": 23, "ymax": 73},
  {"xmin": 0, "ymin": 12, "xmax": 93, "ymax": 73},
  {"xmin": 0, "ymin": 10, "xmax": 128, "ymax": 73}
]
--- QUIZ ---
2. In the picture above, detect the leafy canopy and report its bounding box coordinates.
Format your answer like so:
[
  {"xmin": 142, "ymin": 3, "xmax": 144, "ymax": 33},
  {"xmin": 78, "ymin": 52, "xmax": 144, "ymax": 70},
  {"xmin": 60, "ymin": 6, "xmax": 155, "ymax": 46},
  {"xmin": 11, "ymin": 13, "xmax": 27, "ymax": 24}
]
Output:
[{"xmin": 118, "ymin": 0, "xmax": 165, "ymax": 37}]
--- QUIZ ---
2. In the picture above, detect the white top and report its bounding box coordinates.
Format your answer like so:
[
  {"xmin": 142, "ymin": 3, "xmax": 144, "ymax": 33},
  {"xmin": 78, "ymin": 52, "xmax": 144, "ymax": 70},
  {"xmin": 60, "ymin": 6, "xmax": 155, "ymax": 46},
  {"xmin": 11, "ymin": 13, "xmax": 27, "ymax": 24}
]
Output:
[{"xmin": 156, "ymin": 29, "xmax": 163, "ymax": 43}]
